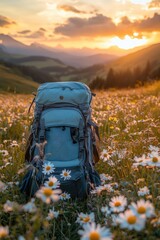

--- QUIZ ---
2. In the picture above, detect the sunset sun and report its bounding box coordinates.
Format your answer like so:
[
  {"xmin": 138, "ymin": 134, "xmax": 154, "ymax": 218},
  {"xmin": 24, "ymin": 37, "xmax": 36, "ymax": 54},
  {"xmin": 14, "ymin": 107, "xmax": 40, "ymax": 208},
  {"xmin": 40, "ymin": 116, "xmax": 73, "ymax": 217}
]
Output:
[{"xmin": 110, "ymin": 35, "xmax": 148, "ymax": 50}]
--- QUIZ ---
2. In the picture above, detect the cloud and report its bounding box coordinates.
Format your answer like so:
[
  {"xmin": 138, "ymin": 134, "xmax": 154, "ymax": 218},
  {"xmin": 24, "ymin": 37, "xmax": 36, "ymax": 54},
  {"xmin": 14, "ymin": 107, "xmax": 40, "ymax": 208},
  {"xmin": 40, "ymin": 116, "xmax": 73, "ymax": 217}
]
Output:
[
  {"xmin": 149, "ymin": 0, "xmax": 160, "ymax": 8},
  {"xmin": 55, "ymin": 14, "xmax": 116, "ymax": 37},
  {"xmin": 18, "ymin": 30, "xmax": 31, "ymax": 34},
  {"xmin": 0, "ymin": 15, "xmax": 16, "ymax": 27},
  {"xmin": 54, "ymin": 12, "xmax": 160, "ymax": 38},
  {"xmin": 134, "ymin": 13, "xmax": 160, "ymax": 32},
  {"xmin": 26, "ymin": 28, "xmax": 46, "ymax": 38},
  {"xmin": 57, "ymin": 4, "xmax": 86, "ymax": 14}
]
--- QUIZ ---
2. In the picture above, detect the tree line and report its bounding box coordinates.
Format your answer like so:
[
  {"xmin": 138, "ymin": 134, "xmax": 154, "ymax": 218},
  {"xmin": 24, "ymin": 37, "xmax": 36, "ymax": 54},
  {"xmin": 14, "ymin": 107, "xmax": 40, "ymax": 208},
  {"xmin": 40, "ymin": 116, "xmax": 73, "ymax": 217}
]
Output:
[{"xmin": 89, "ymin": 61, "xmax": 160, "ymax": 90}]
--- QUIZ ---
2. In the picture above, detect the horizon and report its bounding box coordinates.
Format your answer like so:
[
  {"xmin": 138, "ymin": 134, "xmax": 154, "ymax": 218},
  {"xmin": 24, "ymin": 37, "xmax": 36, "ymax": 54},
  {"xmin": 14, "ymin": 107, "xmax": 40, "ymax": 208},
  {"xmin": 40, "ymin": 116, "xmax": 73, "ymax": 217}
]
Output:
[{"xmin": 0, "ymin": 0, "xmax": 160, "ymax": 51}]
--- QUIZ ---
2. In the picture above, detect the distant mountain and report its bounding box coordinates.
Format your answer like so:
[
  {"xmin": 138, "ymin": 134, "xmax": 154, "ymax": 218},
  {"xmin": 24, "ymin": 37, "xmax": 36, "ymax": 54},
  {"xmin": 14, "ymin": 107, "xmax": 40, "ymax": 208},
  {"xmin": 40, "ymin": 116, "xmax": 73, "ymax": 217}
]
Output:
[
  {"xmin": 0, "ymin": 62, "xmax": 38, "ymax": 93},
  {"xmin": 0, "ymin": 34, "xmax": 118, "ymax": 67}
]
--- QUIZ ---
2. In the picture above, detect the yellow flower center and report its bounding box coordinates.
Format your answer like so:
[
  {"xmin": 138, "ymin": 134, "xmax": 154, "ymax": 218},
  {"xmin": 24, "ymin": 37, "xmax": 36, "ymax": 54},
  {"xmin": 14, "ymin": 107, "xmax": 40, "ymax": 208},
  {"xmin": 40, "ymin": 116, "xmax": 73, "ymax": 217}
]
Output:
[
  {"xmin": 83, "ymin": 217, "xmax": 90, "ymax": 223},
  {"xmin": 64, "ymin": 172, "xmax": 68, "ymax": 176},
  {"xmin": 89, "ymin": 231, "xmax": 100, "ymax": 240},
  {"xmin": 43, "ymin": 188, "xmax": 53, "ymax": 197},
  {"xmin": 152, "ymin": 157, "xmax": 158, "ymax": 163},
  {"xmin": 48, "ymin": 181, "xmax": 54, "ymax": 187},
  {"xmin": 46, "ymin": 166, "xmax": 51, "ymax": 171},
  {"xmin": 137, "ymin": 206, "xmax": 146, "ymax": 214},
  {"xmin": 0, "ymin": 230, "xmax": 8, "ymax": 238},
  {"xmin": 103, "ymin": 153, "xmax": 108, "ymax": 158},
  {"xmin": 114, "ymin": 201, "xmax": 121, "ymax": 207},
  {"xmin": 127, "ymin": 215, "xmax": 137, "ymax": 224}
]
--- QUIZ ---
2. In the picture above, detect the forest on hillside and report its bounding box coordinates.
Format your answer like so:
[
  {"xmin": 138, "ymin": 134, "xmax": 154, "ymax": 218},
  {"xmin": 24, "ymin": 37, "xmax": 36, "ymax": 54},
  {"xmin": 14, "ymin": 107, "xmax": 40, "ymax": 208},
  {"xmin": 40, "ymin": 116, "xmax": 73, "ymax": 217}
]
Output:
[{"xmin": 89, "ymin": 61, "xmax": 160, "ymax": 89}]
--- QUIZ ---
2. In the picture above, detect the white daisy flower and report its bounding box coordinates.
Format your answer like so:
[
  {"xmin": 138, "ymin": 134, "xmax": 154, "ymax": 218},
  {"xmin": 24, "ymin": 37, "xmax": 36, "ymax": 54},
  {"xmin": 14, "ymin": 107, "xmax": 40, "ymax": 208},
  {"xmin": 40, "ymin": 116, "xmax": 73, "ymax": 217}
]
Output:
[
  {"xmin": 147, "ymin": 152, "xmax": 160, "ymax": 167},
  {"xmin": 22, "ymin": 198, "xmax": 37, "ymax": 213},
  {"xmin": 36, "ymin": 187, "xmax": 61, "ymax": 204},
  {"xmin": 42, "ymin": 162, "xmax": 55, "ymax": 175},
  {"xmin": 0, "ymin": 150, "xmax": 9, "ymax": 157},
  {"xmin": 76, "ymin": 212, "xmax": 95, "ymax": 226},
  {"xmin": 44, "ymin": 176, "xmax": 60, "ymax": 189},
  {"xmin": 100, "ymin": 149, "xmax": 111, "ymax": 162},
  {"xmin": 138, "ymin": 186, "xmax": 150, "ymax": 196},
  {"xmin": 0, "ymin": 226, "xmax": 9, "ymax": 238},
  {"xmin": 129, "ymin": 199, "xmax": 155, "ymax": 218},
  {"xmin": 0, "ymin": 181, "xmax": 7, "ymax": 192},
  {"xmin": 60, "ymin": 192, "xmax": 71, "ymax": 200},
  {"xmin": 117, "ymin": 209, "xmax": 146, "ymax": 231},
  {"xmin": 100, "ymin": 174, "xmax": 113, "ymax": 183},
  {"xmin": 60, "ymin": 169, "xmax": 71, "ymax": 180},
  {"xmin": 46, "ymin": 207, "xmax": 59, "ymax": 220},
  {"xmin": 133, "ymin": 154, "xmax": 149, "ymax": 167},
  {"xmin": 3, "ymin": 200, "xmax": 19, "ymax": 212},
  {"xmin": 109, "ymin": 195, "xmax": 127, "ymax": 213},
  {"xmin": 101, "ymin": 206, "xmax": 111, "ymax": 217},
  {"xmin": 149, "ymin": 145, "xmax": 159, "ymax": 153},
  {"xmin": 95, "ymin": 184, "xmax": 114, "ymax": 194},
  {"xmin": 78, "ymin": 222, "xmax": 112, "ymax": 240}
]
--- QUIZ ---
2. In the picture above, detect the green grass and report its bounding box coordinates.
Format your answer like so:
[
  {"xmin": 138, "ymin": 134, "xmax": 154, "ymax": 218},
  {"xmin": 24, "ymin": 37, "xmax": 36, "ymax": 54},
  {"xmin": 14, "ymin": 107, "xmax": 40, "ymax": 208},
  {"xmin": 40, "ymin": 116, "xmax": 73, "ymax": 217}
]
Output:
[
  {"xmin": 0, "ymin": 64, "xmax": 38, "ymax": 93},
  {"xmin": 0, "ymin": 81, "xmax": 160, "ymax": 239},
  {"xmin": 20, "ymin": 59, "xmax": 66, "ymax": 69}
]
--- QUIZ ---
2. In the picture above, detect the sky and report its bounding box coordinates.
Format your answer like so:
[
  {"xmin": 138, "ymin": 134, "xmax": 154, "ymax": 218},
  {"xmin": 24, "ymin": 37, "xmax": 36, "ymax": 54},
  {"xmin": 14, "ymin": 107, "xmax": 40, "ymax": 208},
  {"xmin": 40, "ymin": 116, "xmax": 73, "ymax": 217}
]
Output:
[{"xmin": 0, "ymin": 0, "xmax": 160, "ymax": 49}]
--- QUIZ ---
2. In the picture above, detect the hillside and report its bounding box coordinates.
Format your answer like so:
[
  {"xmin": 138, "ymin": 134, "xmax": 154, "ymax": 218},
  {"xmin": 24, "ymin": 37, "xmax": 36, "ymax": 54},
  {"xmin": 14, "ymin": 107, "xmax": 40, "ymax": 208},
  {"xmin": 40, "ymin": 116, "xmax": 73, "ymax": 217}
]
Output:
[
  {"xmin": 0, "ymin": 63, "xmax": 38, "ymax": 93},
  {"xmin": 94, "ymin": 43, "xmax": 160, "ymax": 78}
]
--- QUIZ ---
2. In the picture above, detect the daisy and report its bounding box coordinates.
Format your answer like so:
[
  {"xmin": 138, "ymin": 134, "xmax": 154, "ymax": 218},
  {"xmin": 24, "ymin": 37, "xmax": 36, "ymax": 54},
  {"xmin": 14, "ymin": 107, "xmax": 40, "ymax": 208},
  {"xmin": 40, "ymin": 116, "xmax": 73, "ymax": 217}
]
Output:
[
  {"xmin": 149, "ymin": 145, "xmax": 159, "ymax": 153},
  {"xmin": 133, "ymin": 154, "xmax": 149, "ymax": 167},
  {"xmin": 100, "ymin": 174, "xmax": 113, "ymax": 183},
  {"xmin": 60, "ymin": 192, "xmax": 71, "ymax": 200},
  {"xmin": 138, "ymin": 186, "xmax": 150, "ymax": 196},
  {"xmin": 117, "ymin": 209, "xmax": 146, "ymax": 231},
  {"xmin": 44, "ymin": 176, "xmax": 60, "ymax": 189},
  {"xmin": 96, "ymin": 184, "xmax": 114, "ymax": 194},
  {"xmin": 0, "ymin": 226, "xmax": 9, "ymax": 238},
  {"xmin": 78, "ymin": 222, "xmax": 112, "ymax": 240},
  {"xmin": 100, "ymin": 149, "xmax": 111, "ymax": 162},
  {"xmin": 36, "ymin": 187, "xmax": 61, "ymax": 204},
  {"xmin": 0, "ymin": 181, "xmax": 7, "ymax": 192},
  {"xmin": 0, "ymin": 150, "xmax": 9, "ymax": 157},
  {"xmin": 22, "ymin": 199, "xmax": 37, "ymax": 213},
  {"xmin": 46, "ymin": 207, "xmax": 59, "ymax": 220},
  {"xmin": 60, "ymin": 169, "xmax": 71, "ymax": 180},
  {"xmin": 42, "ymin": 162, "xmax": 55, "ymax": 175},
  {"xmin": 101, "ymin": 206, "xmax": 111, "ymax": 217},
  {"xmin": 147, "ymin": 152, "xmax": 160, "ymax": 167},
  {"xmin": 3, "ymin": 200, "xmax": 19, "ymax": 212},
  {"xmin": 129, "ymin": 199, "xmax": 155, "ymax": 218},
  {"xmin": 76, "ymin": 212, "xmax": 95, "ymax": 226},
  {"xmin": 109, "ymin": 196, "xmax": 127, "ymax": 213}
]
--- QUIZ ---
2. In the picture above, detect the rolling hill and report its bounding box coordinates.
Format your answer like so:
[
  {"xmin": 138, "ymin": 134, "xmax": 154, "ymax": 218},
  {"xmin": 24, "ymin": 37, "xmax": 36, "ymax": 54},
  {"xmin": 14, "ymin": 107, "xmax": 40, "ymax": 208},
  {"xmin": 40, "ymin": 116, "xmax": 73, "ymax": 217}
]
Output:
[
  {"xmin": 93, "ymin": 43, "xmax": 160, "ymax": 78},
  {"xmin": 0, "ymin": 62, "xmax": 38, "ymax": 93}
]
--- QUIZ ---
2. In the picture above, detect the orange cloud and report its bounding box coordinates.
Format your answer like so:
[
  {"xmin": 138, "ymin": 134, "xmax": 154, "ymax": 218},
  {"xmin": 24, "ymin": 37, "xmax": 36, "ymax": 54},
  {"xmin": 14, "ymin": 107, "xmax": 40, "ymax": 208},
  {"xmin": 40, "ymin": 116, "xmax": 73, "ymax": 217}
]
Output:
[
  {"xmin": 57, "ymin": 4, "xmax": 86, "ymax": 14},
  {"xmin": 55, "ymin": 14, "xmax": 116, "ymax": 37},
  {"xmin": 54, "ymin": 13, "xmax": 160, "ymax": 38},
  {"xmin": 149, "ymin": 0, "xmax": 160, "ymax": 8},
  {"xmin": 0, "ymin": 15, "xmax": 16, "ymax": 27}
]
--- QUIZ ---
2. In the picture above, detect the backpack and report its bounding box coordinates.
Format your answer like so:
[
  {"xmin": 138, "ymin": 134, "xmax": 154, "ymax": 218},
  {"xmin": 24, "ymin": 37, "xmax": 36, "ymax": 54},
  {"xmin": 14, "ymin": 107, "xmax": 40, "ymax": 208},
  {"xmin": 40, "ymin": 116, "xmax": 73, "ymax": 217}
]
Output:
[{"xmin": 20, "ymin": 82, "xmax": 101, "ymax": 199}]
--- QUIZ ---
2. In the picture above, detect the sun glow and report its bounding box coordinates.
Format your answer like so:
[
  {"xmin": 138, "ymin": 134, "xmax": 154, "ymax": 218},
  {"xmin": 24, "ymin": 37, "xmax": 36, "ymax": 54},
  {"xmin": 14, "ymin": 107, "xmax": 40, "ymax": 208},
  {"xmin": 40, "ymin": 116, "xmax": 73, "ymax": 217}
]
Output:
[
  {"xmin": 131, "ymin": 0, "xmax": 151, "ymax": 5},
  {"xmin": 110, "ymin": 35, "xmax": 147, "ymax": 49}
]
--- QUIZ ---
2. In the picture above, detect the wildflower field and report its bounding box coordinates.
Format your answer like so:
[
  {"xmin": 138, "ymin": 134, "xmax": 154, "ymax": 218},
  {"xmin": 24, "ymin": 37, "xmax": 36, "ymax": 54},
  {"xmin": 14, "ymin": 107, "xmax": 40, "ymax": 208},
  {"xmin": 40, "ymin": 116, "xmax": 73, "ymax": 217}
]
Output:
[{"xmin": 0, "ymin": 82, "xmax": 160, "ymax": 240}]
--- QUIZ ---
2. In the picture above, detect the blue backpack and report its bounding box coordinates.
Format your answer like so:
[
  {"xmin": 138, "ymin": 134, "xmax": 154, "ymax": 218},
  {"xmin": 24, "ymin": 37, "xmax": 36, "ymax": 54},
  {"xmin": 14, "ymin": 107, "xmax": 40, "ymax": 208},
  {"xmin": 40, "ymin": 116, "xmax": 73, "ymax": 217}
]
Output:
[{"xmin": 21, "ymin": 82, "xmax": 101, "ymax": 199}]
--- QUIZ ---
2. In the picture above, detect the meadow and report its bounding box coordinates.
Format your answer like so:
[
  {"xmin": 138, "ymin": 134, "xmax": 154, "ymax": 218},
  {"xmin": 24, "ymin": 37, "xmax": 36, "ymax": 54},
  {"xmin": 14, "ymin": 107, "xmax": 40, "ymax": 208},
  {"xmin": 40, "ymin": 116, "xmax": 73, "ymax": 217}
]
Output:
[{"xmin": 0, "ymin": 82, "xmax": 160, "ymax": 240}]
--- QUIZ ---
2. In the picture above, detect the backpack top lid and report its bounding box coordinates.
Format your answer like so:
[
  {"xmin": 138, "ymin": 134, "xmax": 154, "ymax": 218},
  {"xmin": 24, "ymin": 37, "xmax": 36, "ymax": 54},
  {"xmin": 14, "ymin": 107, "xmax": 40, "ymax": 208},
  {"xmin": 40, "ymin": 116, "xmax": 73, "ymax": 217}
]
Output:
[{"xmin": 35, "ymin": 81, "xmax": 92, "ymax": 106}]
